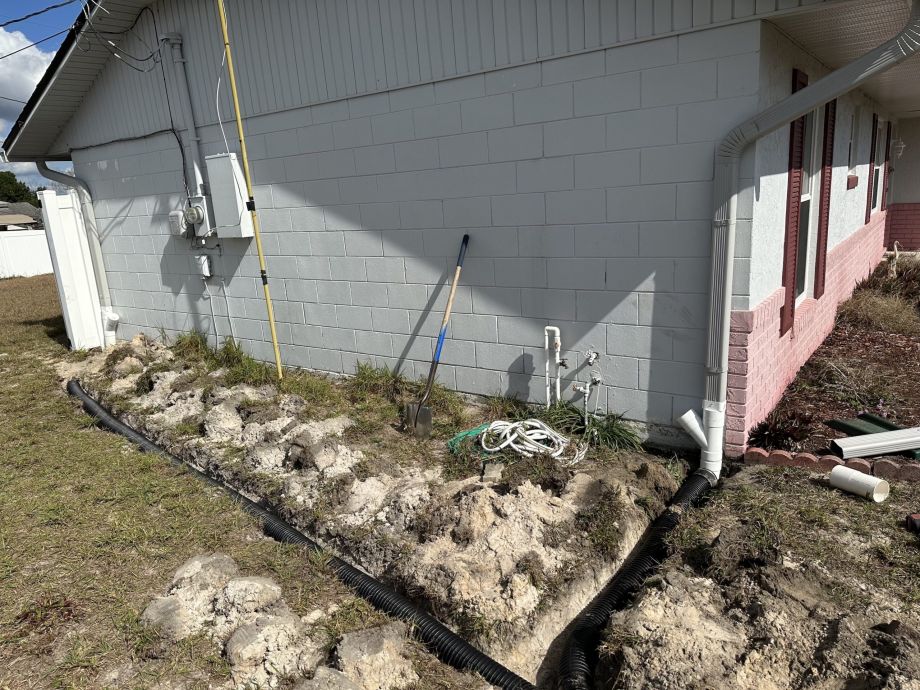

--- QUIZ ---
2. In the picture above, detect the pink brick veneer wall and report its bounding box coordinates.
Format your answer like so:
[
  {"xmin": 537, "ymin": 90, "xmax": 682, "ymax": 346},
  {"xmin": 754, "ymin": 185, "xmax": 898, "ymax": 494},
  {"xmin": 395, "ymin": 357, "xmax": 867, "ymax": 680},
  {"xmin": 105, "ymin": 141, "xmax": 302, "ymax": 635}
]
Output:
[
  {"xmin": 885, "ymin": 203, "xmax": 920, "ymax": 249},
  {"xmin": 724, "ymin": 211, "xmax": 888, "ymax": 455}
]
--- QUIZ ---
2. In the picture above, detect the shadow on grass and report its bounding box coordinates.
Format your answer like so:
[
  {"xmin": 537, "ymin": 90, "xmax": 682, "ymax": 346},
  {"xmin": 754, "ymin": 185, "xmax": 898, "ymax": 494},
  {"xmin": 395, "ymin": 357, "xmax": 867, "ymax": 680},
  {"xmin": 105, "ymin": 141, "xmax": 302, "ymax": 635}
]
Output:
[{"xmin": 23, "ymin": 315, "xmax": 69, "ymax": 348}]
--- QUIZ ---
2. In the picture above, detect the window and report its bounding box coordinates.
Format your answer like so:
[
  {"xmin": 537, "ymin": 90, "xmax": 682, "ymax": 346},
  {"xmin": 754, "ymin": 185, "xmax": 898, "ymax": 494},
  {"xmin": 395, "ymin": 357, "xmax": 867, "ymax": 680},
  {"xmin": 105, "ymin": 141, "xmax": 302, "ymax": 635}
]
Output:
[
  {"xmin": 882, "ymin": 122, "xmax": 892, "ymax": 211},
  {"xmin": 847, "ymin": 108, "xmax": 860, "ymax": 171},
  {"xmin": 814, "ymin": 100, "xmax": 837, "ymax": 300},
  {"xmin": 795, "ymin": 108, "xmax": 819, "ymax": 299},
  {"xmin": 872, "ymin": 119, "xmax": 885, "ymax": 212},
  {"xmin": 781, "ymin": 68, "xmax": 811, "ymax": 335},
  {"xmin": 781, "ymin": 72, "xmax": 837, "ymax": 333}
]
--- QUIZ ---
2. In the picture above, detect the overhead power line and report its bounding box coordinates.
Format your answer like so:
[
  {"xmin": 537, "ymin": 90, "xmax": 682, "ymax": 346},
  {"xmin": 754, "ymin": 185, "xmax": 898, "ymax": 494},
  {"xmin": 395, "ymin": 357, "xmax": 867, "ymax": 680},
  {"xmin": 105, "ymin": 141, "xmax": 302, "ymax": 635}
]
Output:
[
  {"xmin": 1, "ymin": 0, "xmax": 78, "ymax": 29},
  {"xmin": 0, "ymin": 28, "xmax": 69, "ymax": 60},
  {"xmin": 79, "ymin": 1, "xmax": 163, "ymax": 71},
  {"xmin": 0, "ymin": 94, "xmax": 27, "ymax": 104}
]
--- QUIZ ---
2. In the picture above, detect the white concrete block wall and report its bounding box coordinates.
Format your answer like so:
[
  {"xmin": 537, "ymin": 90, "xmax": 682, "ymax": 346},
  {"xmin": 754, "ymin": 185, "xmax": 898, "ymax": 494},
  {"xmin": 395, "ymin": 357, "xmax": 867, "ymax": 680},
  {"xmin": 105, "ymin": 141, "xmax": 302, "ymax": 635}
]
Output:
[{"xmin": 74, "ymin": 21, "xmax": 769, "ymax": 435}]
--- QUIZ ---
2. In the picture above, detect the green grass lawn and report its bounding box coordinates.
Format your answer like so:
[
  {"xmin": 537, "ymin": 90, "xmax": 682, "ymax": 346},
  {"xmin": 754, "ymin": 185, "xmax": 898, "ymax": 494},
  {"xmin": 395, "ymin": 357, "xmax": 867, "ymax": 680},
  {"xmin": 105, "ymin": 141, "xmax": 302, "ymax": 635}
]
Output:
[{"xmin": 0, "ymin": 275, "xmax": 374, "ymax": 689}]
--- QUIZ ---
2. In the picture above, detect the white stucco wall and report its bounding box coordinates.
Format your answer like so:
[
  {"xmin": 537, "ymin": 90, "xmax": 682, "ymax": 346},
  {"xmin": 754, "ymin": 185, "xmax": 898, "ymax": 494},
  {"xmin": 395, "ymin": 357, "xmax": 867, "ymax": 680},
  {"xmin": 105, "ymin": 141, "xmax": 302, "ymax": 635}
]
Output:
[
  {"xmin": 745, "ymin": 22, "xmax": 885, "ymax": 310},
  {"xmin": 892, "ymin": 118, "xmax": 920, "ymax": 204}
]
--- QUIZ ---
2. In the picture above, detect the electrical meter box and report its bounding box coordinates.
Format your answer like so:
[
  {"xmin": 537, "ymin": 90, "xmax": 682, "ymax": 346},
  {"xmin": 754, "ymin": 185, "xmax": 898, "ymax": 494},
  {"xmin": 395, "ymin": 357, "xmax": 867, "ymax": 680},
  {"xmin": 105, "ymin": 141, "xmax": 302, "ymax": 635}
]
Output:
[{"xmin": 205, "ymin": 152, "xmax": 254, "ymax": 239}]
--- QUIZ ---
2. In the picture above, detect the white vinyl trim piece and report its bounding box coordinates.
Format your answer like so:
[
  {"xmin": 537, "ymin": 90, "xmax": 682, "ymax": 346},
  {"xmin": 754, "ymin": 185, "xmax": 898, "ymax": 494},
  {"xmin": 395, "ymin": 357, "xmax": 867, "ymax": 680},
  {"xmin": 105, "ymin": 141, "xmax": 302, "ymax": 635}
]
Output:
[
  {"xmin": 832, "ymin": 427, "xmax": 920, "ymax": 459},
  {"xmin": 40, "ymin": 189, "xmax": 104, "ymax": 350}
]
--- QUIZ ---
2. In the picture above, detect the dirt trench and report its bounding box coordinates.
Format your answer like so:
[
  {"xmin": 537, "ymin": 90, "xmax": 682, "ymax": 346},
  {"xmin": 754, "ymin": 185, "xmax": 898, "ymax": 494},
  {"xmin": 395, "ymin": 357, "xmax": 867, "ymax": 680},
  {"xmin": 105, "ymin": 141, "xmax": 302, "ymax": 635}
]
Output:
[{"xmin": 61, "ymin": 334, "xmax": 682, "ymax": 686}]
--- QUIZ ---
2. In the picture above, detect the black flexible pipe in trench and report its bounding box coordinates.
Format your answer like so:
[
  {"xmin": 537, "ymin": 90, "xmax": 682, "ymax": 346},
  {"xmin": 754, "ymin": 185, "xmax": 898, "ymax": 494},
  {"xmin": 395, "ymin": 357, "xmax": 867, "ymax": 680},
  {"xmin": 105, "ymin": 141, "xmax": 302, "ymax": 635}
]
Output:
[
  {"xmin": 557, "ymin": 470, "xmax": 712, "ymax": 689},
  {"xmin": 67, "ymin": 380, "xmax": 535, "ymax": 690}
]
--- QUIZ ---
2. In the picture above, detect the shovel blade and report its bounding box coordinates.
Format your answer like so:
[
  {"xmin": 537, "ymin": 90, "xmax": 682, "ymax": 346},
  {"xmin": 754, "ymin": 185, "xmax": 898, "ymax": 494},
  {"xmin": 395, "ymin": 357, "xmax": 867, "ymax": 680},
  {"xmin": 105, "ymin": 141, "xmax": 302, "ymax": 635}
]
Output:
[{"xmin": 404, "ymin": 403, "xmax": 433, "ymax": 439}]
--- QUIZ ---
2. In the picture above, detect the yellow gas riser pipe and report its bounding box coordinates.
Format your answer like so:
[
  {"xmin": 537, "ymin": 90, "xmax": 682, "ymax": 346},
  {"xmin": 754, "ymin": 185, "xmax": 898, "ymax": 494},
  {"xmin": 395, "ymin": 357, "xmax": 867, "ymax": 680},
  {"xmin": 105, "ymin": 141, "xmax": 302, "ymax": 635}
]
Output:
[{"xmin": 215, "ymin": 0, "xmax": 284, "ymax": 380}]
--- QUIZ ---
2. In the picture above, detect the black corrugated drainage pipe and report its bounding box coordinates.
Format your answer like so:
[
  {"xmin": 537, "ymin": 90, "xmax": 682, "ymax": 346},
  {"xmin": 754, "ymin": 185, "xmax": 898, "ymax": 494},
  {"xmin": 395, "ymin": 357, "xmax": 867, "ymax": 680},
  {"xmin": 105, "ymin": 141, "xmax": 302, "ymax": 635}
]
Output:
[
  {"xmin": 67, "ymin": 380, "xmax": 535, "ymax": 690},
  {"xmin": 557, "ymin": 469, "xmax": 713, "ymax": 689}
]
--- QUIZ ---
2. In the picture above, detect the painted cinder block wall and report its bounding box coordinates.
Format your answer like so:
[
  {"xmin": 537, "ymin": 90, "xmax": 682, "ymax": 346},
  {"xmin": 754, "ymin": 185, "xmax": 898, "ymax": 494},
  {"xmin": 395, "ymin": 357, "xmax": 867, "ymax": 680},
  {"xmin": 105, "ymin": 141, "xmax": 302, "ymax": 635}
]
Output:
[
  {"xmin": 61, "ymin": 5, "xmax": 895, "ymax": 452},
  {"xmin": 72, "ymin": 19, "xmax": 768, "ymax": 445},
  {"xmin": 724, "ymin": 24, "xmax": 891, "ymax": 454}
]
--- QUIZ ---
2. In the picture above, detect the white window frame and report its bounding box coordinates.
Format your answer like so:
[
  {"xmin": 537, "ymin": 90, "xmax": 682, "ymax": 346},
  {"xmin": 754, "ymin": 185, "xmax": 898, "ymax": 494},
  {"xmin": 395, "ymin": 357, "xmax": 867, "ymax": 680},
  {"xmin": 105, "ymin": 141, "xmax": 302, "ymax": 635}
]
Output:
[
  {"xmin": 847, "ymin": 107, "xmax": 860, "ymax": 175},
  {"xmin": 796, "ymin": 106, "xmax": 823, "ymax": 304},
  {"xmin": 872, "ymin": 118, "xmax": 886, "ymax": 213}
]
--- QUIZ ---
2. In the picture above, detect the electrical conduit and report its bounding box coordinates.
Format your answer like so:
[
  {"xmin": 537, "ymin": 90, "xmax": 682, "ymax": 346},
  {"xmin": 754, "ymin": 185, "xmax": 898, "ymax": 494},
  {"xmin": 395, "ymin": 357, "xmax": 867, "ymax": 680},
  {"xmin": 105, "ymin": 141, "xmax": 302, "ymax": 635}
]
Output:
[
  {"xmin": 162, "ymin": 33, "xmax": 205, "ymax": 196},
  {"xmin": 678, "ymin": 0, "xmax": 920, "ymax": 481},
  {"xmin": 66, "ymin": 380, "xmax": 534, "ymax": 690},
  {"xmin": 37, "ymin": 161, "xmax": 118, "ymax": 346}
]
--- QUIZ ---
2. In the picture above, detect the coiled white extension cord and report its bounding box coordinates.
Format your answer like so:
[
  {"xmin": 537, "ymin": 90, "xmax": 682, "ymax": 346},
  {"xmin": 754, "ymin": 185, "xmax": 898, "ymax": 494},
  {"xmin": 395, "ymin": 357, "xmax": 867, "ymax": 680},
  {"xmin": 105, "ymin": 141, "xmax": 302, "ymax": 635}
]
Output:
[{"xmin": 480, "ymin": 419, "xmax": 588, "ymax": 466}]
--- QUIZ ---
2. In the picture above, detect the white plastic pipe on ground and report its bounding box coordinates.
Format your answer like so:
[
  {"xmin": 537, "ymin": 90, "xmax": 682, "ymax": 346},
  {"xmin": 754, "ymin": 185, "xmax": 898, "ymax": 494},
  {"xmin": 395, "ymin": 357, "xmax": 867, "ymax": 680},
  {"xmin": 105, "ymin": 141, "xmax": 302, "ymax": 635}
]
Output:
[
  {"xmin": 829, "ymin": 466, "xmax": 890, "ymax": 503},
  {"xmin": 832, "ymin": 427, "xmax": 920, "ymax": 459}
]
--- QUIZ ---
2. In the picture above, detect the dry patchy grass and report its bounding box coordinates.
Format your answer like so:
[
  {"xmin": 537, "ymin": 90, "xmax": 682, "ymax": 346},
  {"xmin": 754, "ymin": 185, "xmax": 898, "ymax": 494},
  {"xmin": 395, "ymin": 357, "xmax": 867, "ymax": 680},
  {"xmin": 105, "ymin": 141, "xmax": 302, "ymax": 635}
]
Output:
[
  {"xmin": 668, "ymin": 466, "xmax": 920, "ymax": 606},
  {"xmin": 837, "ymin": 289, "xmax": 920, "ymax": 335},
  {"xmin": 0, "ymin": 276, "xmax": 371, "ymax": 689}
]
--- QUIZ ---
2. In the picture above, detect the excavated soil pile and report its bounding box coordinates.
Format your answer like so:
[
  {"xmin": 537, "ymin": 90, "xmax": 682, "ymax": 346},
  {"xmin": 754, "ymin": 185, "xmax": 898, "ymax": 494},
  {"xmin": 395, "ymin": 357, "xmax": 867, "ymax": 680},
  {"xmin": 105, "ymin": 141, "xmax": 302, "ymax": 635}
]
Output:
[
  {"xmin": 142, "ymin": 553, "xmax": 436, "ymax": 690},
  {"xmin": 62, "ymin": 334, "xmax": 681, "ymax": 683},
  {"xmin": 597, "ymin": 466, "xmax": 920, "ymax": 690}
]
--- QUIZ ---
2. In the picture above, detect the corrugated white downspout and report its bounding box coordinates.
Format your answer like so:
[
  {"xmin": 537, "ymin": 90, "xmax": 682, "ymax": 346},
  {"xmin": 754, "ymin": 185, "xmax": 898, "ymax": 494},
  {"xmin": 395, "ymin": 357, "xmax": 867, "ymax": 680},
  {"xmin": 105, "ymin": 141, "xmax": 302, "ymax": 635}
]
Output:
[
  {"xmin": 37, "ymin": 161, "xmax": 119, "ymax": 346},
  {"xmin": 681, "ymin": 0, "xmax": 920, "ymax": 483}
]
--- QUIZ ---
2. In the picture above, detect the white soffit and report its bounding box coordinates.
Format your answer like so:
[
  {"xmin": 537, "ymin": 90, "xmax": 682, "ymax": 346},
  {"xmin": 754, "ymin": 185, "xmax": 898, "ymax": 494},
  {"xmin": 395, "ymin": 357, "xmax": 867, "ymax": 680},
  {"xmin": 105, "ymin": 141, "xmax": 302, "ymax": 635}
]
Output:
[{"xmin": 773, "ymin": 0, "xmax": 920, "ymax": 117}]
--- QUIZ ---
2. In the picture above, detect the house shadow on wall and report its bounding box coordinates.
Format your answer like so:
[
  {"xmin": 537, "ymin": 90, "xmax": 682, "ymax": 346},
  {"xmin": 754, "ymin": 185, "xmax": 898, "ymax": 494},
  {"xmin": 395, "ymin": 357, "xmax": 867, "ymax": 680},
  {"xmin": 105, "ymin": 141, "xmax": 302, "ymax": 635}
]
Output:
[
  {"xmin": 96, "ymin": 164, "xmax": 720, "ymax": 436},
  {"xmin": 182, "ymin": 197, "xmax": 704, "ymax": 434}
]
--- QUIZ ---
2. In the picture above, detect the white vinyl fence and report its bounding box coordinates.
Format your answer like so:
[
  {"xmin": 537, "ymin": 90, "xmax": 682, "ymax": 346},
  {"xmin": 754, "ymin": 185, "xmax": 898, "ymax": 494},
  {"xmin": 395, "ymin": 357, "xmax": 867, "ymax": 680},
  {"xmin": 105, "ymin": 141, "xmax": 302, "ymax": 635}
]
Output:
[{"xmin": 0, "ymin": 228, "xmax": 53, "ymax": 278}]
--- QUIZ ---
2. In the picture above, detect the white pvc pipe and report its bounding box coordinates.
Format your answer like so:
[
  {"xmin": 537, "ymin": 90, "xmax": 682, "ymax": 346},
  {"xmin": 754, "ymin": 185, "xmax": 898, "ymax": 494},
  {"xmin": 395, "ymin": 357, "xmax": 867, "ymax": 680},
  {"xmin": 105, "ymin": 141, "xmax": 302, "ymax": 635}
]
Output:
[
  {"xmin": 544, "ymin": 326, "xmax": 561, "ymax": 408},
  {"xmin": 830, "ymin": 466, "xmax": 889, "ymax": 503},
  {"xmin": 680, "ymin": 0, "xmax": 920, "ymax": 483},
  {"xmin": 37, "ymin": 161, "xmax": 118, "ymax": 346}
]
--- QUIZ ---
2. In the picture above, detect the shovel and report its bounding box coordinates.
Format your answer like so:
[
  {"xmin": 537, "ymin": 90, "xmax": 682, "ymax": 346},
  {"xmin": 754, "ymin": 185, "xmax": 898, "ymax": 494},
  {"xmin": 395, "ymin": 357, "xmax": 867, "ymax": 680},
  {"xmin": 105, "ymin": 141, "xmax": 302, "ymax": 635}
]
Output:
[{"xmin": 406, "ymin": 234, "xmax": 469, "ymax": 438}]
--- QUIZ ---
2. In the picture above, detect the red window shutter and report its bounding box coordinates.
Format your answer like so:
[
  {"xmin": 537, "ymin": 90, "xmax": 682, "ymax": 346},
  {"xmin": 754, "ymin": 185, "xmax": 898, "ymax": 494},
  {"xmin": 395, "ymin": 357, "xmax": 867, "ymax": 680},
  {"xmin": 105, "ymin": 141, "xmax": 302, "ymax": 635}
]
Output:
[
  {"xmin": 881, "ymin": 121, "xmax": 893, "ymax": 210},
  {"xmin": 780, "ymin": 68, "xmax": 809, "ymax": 335},
  {"xmin": 865, "ymin": 113, "xmax": 878, "ymax": 224},
  {"xmin": 813, "ymin": 99, "xmax": 836, "ymax": 300}
]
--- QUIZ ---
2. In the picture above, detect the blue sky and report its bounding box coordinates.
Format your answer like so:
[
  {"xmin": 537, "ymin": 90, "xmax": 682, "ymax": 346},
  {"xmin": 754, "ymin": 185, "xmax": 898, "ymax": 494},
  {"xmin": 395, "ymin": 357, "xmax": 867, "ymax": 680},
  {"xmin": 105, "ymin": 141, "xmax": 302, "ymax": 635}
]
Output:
[
  {"xmin": 0, "ymin": 1, "xmax": 84, "ymax": 185},
  {"xmin": 3, "ymin": 1, "xmax": 83, "ymax": 51}
]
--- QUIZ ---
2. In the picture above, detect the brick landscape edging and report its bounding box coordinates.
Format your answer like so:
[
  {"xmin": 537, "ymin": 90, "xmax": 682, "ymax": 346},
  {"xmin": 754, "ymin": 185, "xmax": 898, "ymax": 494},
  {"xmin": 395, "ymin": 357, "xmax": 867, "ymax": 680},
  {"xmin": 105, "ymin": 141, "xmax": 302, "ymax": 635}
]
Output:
[{"xmin": 743, "ymin": 447, "xmax": 920, "ymax": 482}]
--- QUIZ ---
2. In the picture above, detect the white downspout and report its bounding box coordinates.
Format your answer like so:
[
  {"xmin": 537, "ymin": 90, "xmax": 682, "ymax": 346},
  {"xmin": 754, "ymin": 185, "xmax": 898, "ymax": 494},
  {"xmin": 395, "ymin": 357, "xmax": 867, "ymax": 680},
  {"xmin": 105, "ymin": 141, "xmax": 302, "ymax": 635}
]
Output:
[
  {"xmin": 679, "ymin": 1, "xmax": 920, "ymax": 484},
  {"xmin": 37, "ymin": 161, "xmax": 119, "ymax": 346},
  {"xmin": 162, "ymin": 33, "xmax": 205, "ymax": 196}
]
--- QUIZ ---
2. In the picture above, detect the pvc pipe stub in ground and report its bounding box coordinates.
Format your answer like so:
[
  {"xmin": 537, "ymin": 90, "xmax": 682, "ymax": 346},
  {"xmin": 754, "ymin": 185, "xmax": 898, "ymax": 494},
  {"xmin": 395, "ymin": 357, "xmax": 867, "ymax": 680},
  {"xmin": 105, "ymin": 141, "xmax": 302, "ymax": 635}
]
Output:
[
  {"xmin": 829, "ymin": 465, "xmax": 890, "ymax": 503},
  {"xmin": 103, "ymin": 311, "xmax": 120, "ymax": 330}
]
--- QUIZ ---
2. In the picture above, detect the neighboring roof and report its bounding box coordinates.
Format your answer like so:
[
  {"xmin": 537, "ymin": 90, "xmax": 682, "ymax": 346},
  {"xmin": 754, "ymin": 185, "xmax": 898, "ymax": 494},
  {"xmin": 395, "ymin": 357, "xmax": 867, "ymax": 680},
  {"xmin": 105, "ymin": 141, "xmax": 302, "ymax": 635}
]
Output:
[
  {"xmin": 2, "ymin": 0, "xmax": 151, "ymax": 162},
  {"xmin": 0, "ymin": 202, "xmax": 42, "ymax": 221},
  {"xmin": 0, "ymin": 214, "xmax": 39, "ymax": 226}
]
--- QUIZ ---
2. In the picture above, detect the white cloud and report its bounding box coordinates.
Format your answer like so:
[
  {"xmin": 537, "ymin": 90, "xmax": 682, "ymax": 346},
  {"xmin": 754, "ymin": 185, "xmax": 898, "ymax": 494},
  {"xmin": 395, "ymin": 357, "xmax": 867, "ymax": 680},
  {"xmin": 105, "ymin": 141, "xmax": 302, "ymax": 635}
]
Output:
[
  {"xmin": 0, "ymin": 28, "xmax": 56, "ymax": 187},
  {"xmin": 0, "ymin": 28, "xmax": 55, "ymax": 136}
]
